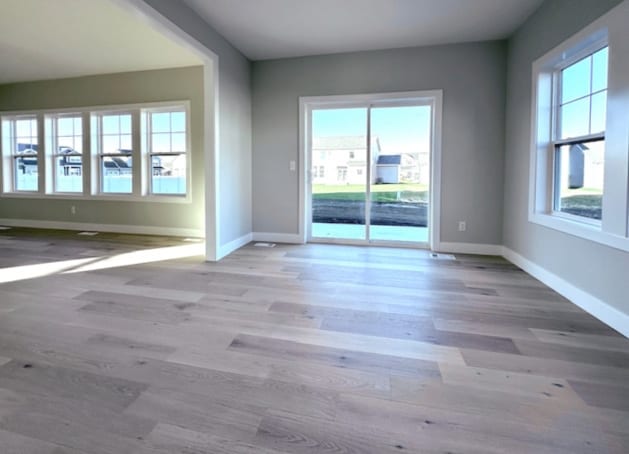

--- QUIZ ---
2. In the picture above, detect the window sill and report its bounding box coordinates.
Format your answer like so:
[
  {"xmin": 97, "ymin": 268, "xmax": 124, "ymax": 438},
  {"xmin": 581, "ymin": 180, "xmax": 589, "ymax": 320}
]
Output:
[
  {"xmin": 0, "ymin": 192, "xmax": 191, "ymax": 204},
  {"xmin": 530, "ymin": 212, "xmax": 629, "ymax": 253}
]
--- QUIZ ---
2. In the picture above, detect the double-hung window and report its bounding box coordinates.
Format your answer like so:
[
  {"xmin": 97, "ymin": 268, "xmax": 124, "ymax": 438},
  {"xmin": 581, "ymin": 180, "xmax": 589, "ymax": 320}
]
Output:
[
  {"xmin": 145, "ymin": 109, "xmax": 187, "ymax": 196},
  {"xmin": 552, "ymin": 46, "xmax": 608, "ymax": 222},
  {"xmin": 95, "ymin": 112, "xmax": 133, "ymax": 194},
  {"xmin": 530, "ymin": 0, "xmax": 629, "ymax": 252},
  {"xmin": 49, "ymin": 114, "xmax": 83, "ymax": 193},
  {"xmin": 1, "ymin": 116, "xmax": 40, "ymax": 192},
  {"xmin": 0, "ymin": 101, "xmax": 190, "ymax": 201}
]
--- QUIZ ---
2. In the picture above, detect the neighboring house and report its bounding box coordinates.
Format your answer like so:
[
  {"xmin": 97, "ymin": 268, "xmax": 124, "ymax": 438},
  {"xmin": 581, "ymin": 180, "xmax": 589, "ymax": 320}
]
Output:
[
  {"xmin": 375, "ymin": 153, "xmax": 421, "ymax": 184},
  {"xmin": 58, "ymin": 146, "xmax": 82, "ymax": 176},
  {"xmin": 14, "ymin": 144, "xmax": 167, "ymax": 177},
  {"xmin": 312, "ymin": 136, "xmax": 381, "ymax": 185},
  {"xmin": 16, "ymin": 143, "xmax": 38, "ymax": 175}
]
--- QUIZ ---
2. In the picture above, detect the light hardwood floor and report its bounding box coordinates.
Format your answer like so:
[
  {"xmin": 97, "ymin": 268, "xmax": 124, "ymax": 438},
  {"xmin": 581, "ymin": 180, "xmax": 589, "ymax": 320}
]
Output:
[{"xmin": 0, "ymin": 227, "xmax": 627, "ymax": 453}]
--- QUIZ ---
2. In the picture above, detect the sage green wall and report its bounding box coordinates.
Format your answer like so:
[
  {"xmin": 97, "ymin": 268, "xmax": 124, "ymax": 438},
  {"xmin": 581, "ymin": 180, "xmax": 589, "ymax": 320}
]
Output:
[
  {"xmin": 503, "ymin": 0, "xmax": 628, "ymax": 313},
  {"xmin": 0, "ymin": 66, "xmax": 204, "ymax": 234}
]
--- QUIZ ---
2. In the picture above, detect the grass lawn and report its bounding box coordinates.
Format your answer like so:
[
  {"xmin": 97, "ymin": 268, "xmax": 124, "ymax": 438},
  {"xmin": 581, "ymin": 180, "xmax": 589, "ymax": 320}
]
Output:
[
  {"xmin": 561, "ymin": 194, "xmax": 602, "ymax": 207},
  {"xmin": 559, "ymin": 194, "xmax": 602, "ymax": 220},
  {"xmin": 313, "ymin": 183, "xmax": 428, "ymax": 203}
]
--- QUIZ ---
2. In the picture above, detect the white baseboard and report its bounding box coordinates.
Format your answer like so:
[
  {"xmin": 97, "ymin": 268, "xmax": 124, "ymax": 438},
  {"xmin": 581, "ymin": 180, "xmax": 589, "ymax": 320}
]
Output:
[
  {"xmin": 216, "ymin": 233, "xmax": 252, "ymax": 260},
  {"xmin": 503, "ymin": 247, "xmax": 629, "ymax": 338},
  {"xmin": 252, "ymin": 232, "xmax": 304, "ymax": 244},
  {"xmin": 435, "ymin": 242, "xmax": 503, "ymax": 256},
  {"xmin": 0, "ymin": 218, "xmax": 204, "ymax": 239}
]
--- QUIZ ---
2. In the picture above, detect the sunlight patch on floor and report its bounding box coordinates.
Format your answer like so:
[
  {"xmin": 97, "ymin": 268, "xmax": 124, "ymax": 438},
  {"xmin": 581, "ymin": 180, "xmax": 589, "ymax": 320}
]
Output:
[{"xmin": 0, "ymin": 242, "xmax": 205, "ymax": 284}]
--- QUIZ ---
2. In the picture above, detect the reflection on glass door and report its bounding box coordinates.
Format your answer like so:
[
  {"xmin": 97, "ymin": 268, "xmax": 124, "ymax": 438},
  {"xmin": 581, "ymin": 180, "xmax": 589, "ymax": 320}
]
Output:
[
  {"xmin": 369, "ymin": 105, "xmax": 431, "ymax": 243},
  {"xmin": 311, "ymin": 108, "xmax": 367, "ymax": 240}
]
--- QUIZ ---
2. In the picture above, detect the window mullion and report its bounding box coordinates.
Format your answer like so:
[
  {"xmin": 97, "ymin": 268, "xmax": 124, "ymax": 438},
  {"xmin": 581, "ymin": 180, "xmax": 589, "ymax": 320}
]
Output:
[
  {"xmin": 82, "ymin": 112, "xmax": 91, "ymax": 196},
  {"xmin": 553, "ymin": 132, "xmax": 605, "ymax": 147},
  {"xmin": 47, "ymin": 116, "xmax": 55, "ymax": 194},
  {"xmin": 131, "ymin": 110, "xmax": 143, "ymax": 197},
  {"xmin": 588, "ymin": 56, "xmax": 594, "ymax": 135},
  {"xmin": 9, "ymin": 120, "xmax": 16, "ymax": 192},
  {"xmin": 0, "ymin": 119, "xmax": 3, "ymax": 193}
]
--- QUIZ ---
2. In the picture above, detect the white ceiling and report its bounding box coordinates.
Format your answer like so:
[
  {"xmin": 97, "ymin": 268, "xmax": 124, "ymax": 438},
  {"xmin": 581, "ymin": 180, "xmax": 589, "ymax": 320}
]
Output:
[
  {"xmin": 0, "ymin": 0, "xmax": 202, "ymax": 84},
  {"xmin": 0, "ymin": 0, "xmax": 546, "ymax": 84},
  {"xmin": 184, "ymin": 0, "xmax": 545, "ymax": 60}
]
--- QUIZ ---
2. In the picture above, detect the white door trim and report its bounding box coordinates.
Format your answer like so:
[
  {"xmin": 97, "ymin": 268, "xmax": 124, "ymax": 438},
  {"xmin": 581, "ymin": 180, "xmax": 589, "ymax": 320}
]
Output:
[{"xmin": 298, "ymin": 90, "xmax": 443, "ymax": 250}]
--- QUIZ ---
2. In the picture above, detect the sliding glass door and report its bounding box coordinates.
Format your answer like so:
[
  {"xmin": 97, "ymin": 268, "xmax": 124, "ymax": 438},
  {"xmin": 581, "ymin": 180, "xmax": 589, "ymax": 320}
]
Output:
[
  {"xmin": 311, "ymin": 108, "xmax": 368, "ymax": 240},
  {"xmin": 307, "ymin": 95, "xmax": 436, "ymax": 246},
  {"xmin": 368, "ymin": 105, "xmax": 431, "ymax": 243}
]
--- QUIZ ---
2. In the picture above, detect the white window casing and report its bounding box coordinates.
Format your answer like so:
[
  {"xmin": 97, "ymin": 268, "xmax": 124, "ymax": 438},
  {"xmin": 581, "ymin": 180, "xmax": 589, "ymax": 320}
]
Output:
[
  {"xmin": 529, "ymin": 1, "xmax": 629, "ymax": 252},
  {"xmin": 0, "ymin": 101, "xmax": 191, "ymax": 204}
]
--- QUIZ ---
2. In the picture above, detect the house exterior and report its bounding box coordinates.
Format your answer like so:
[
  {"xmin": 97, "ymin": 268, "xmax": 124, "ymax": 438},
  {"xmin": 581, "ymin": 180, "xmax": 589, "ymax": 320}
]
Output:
[
  {"xmin": 311, "ymin": 136, "xmax": 381, "ymax": 185},
  {"xmin": 375, "ymin": 154, "xmax": 402, "ymax": 183},
  {"xmin": 375, "ymin": 153, "xmax": 424, "ymax": 184}
]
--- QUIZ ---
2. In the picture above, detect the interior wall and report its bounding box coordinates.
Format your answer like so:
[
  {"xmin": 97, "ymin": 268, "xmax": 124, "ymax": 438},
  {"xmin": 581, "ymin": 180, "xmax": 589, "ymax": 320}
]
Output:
[
  {"xmin": 503, "ymin": 0, "xmax": 628, "ymax": 314},
  {"xmin": 0, "ymin": 66, "xmax": 204, "ymax": 235},
  {"xmin": 142, "ymin": 0, "xmax": 253, "ymax": 248},
  {"xmin": 251, "ymin": 41, "xmax": 507, "ymax": 246}
]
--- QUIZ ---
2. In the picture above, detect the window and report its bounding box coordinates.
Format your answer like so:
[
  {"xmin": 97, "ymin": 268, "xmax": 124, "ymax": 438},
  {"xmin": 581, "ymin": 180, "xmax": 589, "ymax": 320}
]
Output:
[
  {"xmin": 146, "ymin": 109, "xmax": 187, "ymax": 195},
  {"xmin": 530, "ymin": 2, "xmax": 629, "ymax": 253},
  {"xmin": 50, "ymin": 114, "xmax": 83, "ymax": 193},
  {"xmin": 553, "ymin": 140, "xmax": 604, "ymax": 220},
  {"xmin": 1, "ymin": 116, "xmax": 39, "ymax": 192},
  {"xmin": 95, "ymin": 113, "xmax": 133, "ymax": 194},
  {"xmin": 552, "ymin": 47, "xmax": 607, "ymax": 222},
  {"xmin": 0, "ymin": 101, "xmax": 189, "ymax": 201},
  {"xmin": 337, "ymin": 166, "xmax": 347, "ymax": 182}
]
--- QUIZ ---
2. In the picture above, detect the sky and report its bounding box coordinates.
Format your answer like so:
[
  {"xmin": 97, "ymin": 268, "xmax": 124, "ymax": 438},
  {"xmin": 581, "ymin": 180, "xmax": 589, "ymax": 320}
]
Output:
[
  {"xmin": 312, "ymin": 105, "xmax": 431, "ymax": 155},
  {"xmin": 560, "ymin": 46, "xmax": 607, "ymax": 139}
]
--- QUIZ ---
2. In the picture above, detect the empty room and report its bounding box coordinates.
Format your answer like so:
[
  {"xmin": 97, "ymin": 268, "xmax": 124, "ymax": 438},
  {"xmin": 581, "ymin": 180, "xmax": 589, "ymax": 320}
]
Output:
[{"xmin": 0, "ymin": 0, "xmax": 628, "ymax": 453}]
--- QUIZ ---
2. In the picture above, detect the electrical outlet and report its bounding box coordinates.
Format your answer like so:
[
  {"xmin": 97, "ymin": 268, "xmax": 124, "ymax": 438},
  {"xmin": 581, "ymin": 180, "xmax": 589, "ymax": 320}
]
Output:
[
  {"xmin": 458, "ymin": 221, "xmax": 466, "ymax": 232},
  {"xmin": 71, "ymin": 206, "xmax": 76, "ymax": 215},
  {"xmin": 289, "ymin": 160, "xmax": 296, "ymax": 171}
]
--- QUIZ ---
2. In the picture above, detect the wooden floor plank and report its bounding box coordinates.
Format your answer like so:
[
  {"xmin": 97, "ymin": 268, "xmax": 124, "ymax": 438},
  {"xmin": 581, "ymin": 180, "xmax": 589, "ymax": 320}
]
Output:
[{"xmin": 0, "ymin": 227, "xmax": 626, "ymax": 454}]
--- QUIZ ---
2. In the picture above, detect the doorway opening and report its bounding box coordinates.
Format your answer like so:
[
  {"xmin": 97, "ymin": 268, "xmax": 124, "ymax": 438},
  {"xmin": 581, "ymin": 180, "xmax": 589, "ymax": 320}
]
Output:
[{"xmin": 299, "ymin": 91, "xmax": 442, "ymax": 249}]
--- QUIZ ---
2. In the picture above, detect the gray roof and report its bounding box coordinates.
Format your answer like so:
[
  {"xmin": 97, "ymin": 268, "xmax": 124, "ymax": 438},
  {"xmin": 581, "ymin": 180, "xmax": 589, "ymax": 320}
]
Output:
[{"xmin": 377, "ymin": 155, "xmax": 401, "ymax": 165}]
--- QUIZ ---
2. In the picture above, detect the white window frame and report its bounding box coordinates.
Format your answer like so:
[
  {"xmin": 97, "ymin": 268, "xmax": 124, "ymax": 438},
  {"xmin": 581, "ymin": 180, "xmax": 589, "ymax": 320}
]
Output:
[
  {"xmin": 0, "ymin": 101, "xmax": 191, "ymax": 203},
  {"xmin": 144, "ymin": 106, "xmax": 190, "ymax": 197},
  {"xmin": 93, "ymin": 110, "xmax": 136, "ymax": 196},
  {"xmin": 46, "ymin": 112, "xmax": 85, "ymax": 195},
  {"xmin": 529, "ymin": 1, "xmax": 629, "ymax": 253},
  {"xmin": 1, "ymin": 114, "xmax": 42, "ymax": 193},
  {"xmin": 550, "ymin": 42, "xmax": 607, "ymax": 227}
]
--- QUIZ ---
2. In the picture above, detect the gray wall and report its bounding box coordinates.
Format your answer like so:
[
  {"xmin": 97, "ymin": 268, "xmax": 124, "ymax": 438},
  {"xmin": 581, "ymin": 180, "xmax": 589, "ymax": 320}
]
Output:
[
  {"xmin": 0, "ymin": 66, "xmax": 204, "ymax": 233},
  {"xmin": 503, "ymin": 0, "xmax": 629, "ymax": 314},
  {"xmin": 252, "ymin": 41, "xmax": 507, "ymax": 245},
  {"xmin": 143, "ymin": 0, "xmax": 252, "ymax": 246}
]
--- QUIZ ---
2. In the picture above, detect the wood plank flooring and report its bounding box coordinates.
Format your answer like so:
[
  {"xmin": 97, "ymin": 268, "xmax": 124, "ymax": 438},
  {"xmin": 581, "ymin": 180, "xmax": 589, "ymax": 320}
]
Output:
[{"xmin": 0, "ymin": 227, "xmax": 627, "ymax": 453}]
